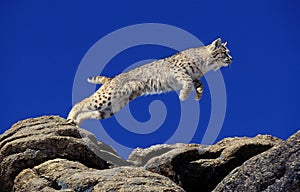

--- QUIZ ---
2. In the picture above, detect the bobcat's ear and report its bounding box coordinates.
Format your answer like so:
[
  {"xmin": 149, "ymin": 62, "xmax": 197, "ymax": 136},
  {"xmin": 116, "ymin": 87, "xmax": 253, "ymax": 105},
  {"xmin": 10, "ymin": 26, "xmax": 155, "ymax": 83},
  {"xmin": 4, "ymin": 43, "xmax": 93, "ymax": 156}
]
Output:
[
  {"xmin": 212, "ymin": 38, "xmax": 222, "ymax": 47},
  {"xmin": 208, "ymin": 38, "xmax": 222, "ymax": 51}
]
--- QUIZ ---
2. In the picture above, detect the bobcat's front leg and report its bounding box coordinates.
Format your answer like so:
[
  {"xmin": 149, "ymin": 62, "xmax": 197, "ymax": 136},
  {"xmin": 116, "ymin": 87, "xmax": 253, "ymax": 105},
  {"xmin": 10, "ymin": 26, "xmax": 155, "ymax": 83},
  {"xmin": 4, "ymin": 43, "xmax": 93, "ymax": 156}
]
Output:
[
  {"xmin": 172, "ymin": 70, "xmax": 194, "ymax": 101},
  {"xmin": 193, "ymin": 79, "xmax": 204, "ymax": 101}
]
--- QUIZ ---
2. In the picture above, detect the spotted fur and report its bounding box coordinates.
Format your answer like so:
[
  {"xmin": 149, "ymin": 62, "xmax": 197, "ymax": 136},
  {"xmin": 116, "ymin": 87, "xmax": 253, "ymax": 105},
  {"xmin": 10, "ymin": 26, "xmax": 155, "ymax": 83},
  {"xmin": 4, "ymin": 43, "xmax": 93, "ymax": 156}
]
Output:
[{"xmin": 67, "ymin": 38, "xmax": 232, "ymax": 125}]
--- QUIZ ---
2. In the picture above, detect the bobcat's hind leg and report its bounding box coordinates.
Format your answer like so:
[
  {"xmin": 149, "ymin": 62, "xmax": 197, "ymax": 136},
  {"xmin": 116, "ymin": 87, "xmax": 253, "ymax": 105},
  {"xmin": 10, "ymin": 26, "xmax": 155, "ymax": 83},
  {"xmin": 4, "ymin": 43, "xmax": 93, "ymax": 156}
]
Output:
[
  {"xmin": 73, "ymin": 111, "xmax": 103, "ymax": 126},
  {"xmin": 193, "ymin": 79, "xmax": 204, "ymax": 101},
  {"xmin": 67, "ymin": 97, "xmax": 90, "ymax": 125}
]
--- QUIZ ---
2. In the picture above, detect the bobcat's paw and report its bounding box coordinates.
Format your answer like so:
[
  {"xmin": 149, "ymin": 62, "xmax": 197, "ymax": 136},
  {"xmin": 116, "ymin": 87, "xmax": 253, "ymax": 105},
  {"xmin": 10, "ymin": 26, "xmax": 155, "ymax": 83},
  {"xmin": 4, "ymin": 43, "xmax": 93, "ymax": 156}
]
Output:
[
  {"xmin": 179, "ymin": 92, "xmax": 189, "ymax": 101},
  {"xmin": 195, "ymin": 87, "xmax": 203, "ymax": 101}
]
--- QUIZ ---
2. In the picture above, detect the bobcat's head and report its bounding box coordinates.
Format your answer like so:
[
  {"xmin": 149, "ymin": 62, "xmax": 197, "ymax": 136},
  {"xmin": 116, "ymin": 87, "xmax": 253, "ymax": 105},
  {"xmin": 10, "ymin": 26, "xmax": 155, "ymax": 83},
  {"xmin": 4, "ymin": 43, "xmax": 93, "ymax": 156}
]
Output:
[{"xmin": 206, "ymin": 38, "xmax": 232, "ymax": 71}]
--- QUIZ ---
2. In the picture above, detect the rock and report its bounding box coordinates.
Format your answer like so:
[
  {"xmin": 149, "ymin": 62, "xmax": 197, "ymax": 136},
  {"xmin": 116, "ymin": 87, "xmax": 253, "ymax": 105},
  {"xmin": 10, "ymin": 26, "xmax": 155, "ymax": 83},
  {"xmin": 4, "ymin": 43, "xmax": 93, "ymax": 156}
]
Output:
[
  {"xmin": 0, "ymin": 116, "xmax": 129, "ymax": 192},
  {"xmin": 14, "ymin": 158, "xmax": 185, "ymax": 192},
  {"xmin": 213, "ymin": 130, "xmax": 300, "ymax": 192},
  {"xmin": 143, "ymin": 135, "xmax": 281, "ymax": 192},
  {"xmin": 128, "ymin": 143, "xmax": 201, "ymax": 166},
  {"xmin": 1, "ymin": 115, "xmax": 299, "ymax": 192}
]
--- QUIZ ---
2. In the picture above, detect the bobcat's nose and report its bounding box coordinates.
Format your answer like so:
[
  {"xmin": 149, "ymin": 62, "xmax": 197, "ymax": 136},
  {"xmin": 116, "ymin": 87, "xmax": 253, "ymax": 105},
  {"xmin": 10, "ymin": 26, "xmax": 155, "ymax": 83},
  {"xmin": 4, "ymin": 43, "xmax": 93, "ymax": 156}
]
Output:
[
  {"xmin": 224, "ymin": 58, "xmax": 232, "ymax": 65},
  {"xmin": 224, "ymin": 54, "xmax": 232, "ymax": 65}
]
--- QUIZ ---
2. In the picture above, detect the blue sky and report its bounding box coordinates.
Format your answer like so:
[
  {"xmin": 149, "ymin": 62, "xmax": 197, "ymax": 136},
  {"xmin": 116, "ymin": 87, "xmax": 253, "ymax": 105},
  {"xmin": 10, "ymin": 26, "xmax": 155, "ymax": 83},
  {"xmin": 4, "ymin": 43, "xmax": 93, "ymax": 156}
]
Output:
[{"xmin": 1, "ymin": 1, "xmax": 299, "ymax": 154}]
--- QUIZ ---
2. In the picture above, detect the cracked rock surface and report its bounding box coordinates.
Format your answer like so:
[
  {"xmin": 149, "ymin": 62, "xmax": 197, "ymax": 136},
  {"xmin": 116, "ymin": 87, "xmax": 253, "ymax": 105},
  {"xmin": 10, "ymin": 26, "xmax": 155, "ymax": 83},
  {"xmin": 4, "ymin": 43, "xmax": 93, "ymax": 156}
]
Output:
[
  {"xmin": 0, "ymin": 116, "xmax": 299, "ymax": 192},
  {"xmin": 213, "ymin": 130, "xmax": 300, "ymax": 192},
  {"xmin": 14, "ymin": 158, "xmax": 184, "ymax": 192},
  {"xmin": 142, "ymin": 135, "xmax": 281, "ymax": 192},
  {"xmin": 0, "ymin": 116, "xmax": 129, "ymax": 192}
]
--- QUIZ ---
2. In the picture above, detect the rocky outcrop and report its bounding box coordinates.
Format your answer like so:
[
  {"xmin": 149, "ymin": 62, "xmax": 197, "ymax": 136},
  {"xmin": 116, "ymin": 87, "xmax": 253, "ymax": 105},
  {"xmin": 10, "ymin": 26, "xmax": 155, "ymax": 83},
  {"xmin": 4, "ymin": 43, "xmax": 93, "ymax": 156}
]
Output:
[
  {"xmin": 14, "ymin": 158, "xmax": 184, "ymax": 192},
  {"xmin": 0, "ymin": 116, "xmax": 299, "ymax": 192},
  {"xmin": 128, "ymin": 143, "xmax": 200, "ymax": 166},
  {"xmin": 138, "ymin": 135, "xmax": 281, "ymax": 192},
  {"xmin": 213, "ymin": 130, "xmax": 300, "ymax": 192},
  {"xmin": 0, "ymin": 116, "xmax": 129, "ymax": 192}
]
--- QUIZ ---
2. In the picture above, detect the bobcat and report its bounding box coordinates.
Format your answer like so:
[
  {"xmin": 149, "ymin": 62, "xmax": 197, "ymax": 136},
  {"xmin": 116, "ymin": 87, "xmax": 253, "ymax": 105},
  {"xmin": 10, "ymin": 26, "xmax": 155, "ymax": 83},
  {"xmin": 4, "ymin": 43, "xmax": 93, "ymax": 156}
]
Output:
[{"xmin": 67, "ymin": 38, "xmax": 232, "ymax": 125}]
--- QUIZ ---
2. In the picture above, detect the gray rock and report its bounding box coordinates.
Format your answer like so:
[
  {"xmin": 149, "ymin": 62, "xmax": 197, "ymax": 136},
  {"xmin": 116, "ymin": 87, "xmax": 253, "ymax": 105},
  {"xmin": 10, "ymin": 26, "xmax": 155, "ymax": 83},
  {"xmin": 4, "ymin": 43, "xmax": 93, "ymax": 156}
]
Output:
[
  {"xmin": 1, "ymin": 115, "xmax": 298, "ymax": 192},
  {"xmin": 0, "ymin": 116, "xmax": 129, "ymax": 192},
  {"xmin": 144, "ymin": 135, "xmax": 281, "ymax": 192},
  {"xmin": 213, "ymin": 130, "xmax": 300, "ymax": 192},
  {"xmin": 128, "ymin": 143, "xmax": 201, "ymax": 166},
  {"xmin": 14, "ymin": 158, "xmax": 185, "ymax": 192}
]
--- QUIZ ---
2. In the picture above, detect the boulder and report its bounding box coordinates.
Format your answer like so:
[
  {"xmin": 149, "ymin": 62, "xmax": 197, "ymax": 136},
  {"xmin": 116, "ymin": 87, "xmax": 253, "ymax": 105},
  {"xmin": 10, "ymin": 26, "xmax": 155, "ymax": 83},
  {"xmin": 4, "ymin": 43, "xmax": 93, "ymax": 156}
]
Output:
[
  {"xmin": 143, "ymin": 135, "xmax": 281, "ymax": 192},
  {"xmin": 128, "ymin": 143, "xmax": 200, "ymax": 166},
  {"xmin": 0, "ymin": 116, "xmax": 129, "ymax": 192},
  {"xmin": 14, "ymin": 158, "xmax": 185, "ymax": 192},
  {"xmin": 213, "ymin": 130, "xmax": 300, "ymax": 192}
]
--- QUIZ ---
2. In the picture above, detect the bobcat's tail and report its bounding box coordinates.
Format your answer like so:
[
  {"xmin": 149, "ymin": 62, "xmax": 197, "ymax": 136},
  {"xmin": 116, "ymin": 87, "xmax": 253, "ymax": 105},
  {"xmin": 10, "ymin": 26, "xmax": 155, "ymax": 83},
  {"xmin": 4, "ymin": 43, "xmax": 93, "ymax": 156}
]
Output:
[{"xmin": 87, "ymin": 75, "xmax": 112, "ymax": 84}]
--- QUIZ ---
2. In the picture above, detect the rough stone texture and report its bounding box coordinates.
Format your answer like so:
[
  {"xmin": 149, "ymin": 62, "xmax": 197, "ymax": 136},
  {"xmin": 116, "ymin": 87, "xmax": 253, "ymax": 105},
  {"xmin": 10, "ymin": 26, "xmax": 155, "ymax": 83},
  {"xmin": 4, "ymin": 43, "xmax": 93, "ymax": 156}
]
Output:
[
  {"xmin": 14, "ymin": 158, "xmax": 185, "ymax": 192},
  {"xmin": 144, "ymin": 135, "xmax": 281, "ymax": 192},
  {"xmin": 1, "ymin": 115, "xmax": 299, "ymax": 192},
  {"xmin": 213, "ymin": 130, "xmax": 300, "ymax": 192},
  {"xmin": 0, "ymin": 116, "xmax": 129, "ymax": 192},
  {"xmin": 128, "ymin": 143, "xmax": 201, "ymax": 166}
]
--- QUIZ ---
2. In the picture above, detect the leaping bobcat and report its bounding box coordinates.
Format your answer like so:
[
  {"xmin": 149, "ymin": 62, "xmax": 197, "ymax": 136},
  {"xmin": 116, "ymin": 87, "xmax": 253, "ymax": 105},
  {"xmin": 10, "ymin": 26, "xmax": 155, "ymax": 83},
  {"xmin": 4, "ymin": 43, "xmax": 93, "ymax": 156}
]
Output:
[{"xmin": 67, "ymin": 38, "xmax": 232, "ymax": 125}]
